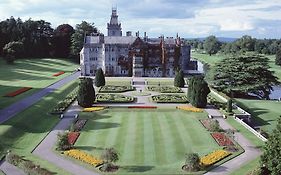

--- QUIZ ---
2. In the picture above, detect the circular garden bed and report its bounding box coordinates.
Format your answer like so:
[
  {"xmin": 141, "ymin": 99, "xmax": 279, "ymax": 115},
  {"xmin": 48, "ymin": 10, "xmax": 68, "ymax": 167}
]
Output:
[
  {"xmin": 152, "ymin": 94, "xmax": 188, "ymax": 103},
  {"xmin": 99, "ymin": 85, "xmax": 134, "ymax": 93},
  {"xmin": 147, "ymin": 86, "xmax": 183, "ymax": 93},
  {"xmin": 96, "ymin": 94, "xmax": 135, "ymax": 103}
]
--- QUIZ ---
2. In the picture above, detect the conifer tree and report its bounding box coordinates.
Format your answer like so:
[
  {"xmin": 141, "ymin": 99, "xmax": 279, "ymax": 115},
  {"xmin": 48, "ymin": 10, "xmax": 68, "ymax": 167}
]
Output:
[
  {"xmin": 95, "ymin": 68, "xmax": 105, "ymax": 87},
  {"xmin": 174, "ymin": 70, "xmax": 185, "ymax": 88},
  {"xmin": 188, "ymin": 76, "xmax": 210, "ymax": 108},
  {"xmin": 77, "ymin": 77, "xmax": 95, "ymax": 107}
]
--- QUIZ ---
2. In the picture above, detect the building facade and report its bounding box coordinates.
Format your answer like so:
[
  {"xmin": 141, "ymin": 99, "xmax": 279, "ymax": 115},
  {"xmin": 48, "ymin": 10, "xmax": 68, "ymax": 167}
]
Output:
[{"xmin": 80, "ymin": 8, "xmax": 191, "ymax": 77}]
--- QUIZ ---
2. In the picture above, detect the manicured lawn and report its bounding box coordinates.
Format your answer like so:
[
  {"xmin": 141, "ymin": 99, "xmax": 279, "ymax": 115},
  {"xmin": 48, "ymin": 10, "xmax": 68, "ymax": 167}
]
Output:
[
  {"xmin": 0, "ymin": 58, "xmax": 78, "ymax": 109},
  {"xmin": 267, "ymin": 55, "xmax": 281, "ymax": 81},
  {"xmin": 0, "ymin": 80, "xmax": 78, "ymax": 175},
  {"xmin": 191, "ymin": 52, "xmax": 224, "ymax": 66},
  {"xmin": 76, "ymin": 109, "xmax": 222, "ymax": 174},
  {"xmin": 235, "ymin": 99, "xmax": 281, "ymax": 133}
]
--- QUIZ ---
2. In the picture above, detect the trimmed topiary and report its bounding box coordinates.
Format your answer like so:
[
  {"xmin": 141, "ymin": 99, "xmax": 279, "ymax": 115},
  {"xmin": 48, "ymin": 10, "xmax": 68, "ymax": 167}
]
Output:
[
  {"xmin": 174, "ymin": 70, "xmax": 185, "ymax": 88},
  {"xmin": 95, "ymin": 68, "xmax": 105, "ymax": 87},
  {"xmin": 187, "ymin": 76, "xmax": 210, "ymax": 108},
  {"xmin": 77, "ymin": 77, "xmax": 95, "ymax": 107}
]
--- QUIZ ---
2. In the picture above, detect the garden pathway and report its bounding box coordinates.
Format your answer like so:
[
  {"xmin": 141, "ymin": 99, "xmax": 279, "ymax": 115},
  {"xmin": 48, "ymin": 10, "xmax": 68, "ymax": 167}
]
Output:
[
  {"xmin": 0, "ymin": 71, "xmax": 80, "ymax": 124},
  {"xmin": 32, "ymin": 101, "xmax": 99, "ymax": 175},
  {"xmin": 204, "ymin": 106, "xmax": 262, "ymax": 175},
  {"xmin": 0, "ymin": 161, "xmax": 25, "ymax": 175}
]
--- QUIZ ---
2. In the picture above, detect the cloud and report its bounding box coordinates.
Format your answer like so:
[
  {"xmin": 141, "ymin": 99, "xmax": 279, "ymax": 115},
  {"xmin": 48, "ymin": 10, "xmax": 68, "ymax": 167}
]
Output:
[{"xmin": 0, "ymin": 0, "xmax": 281, "ymax": 38}]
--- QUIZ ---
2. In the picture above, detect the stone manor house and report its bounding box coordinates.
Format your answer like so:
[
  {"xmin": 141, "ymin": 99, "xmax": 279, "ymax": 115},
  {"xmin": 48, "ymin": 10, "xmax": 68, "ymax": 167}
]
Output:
[{"xmin": 80, "ymin": 8, "xmax": 192, "ymax": 77}]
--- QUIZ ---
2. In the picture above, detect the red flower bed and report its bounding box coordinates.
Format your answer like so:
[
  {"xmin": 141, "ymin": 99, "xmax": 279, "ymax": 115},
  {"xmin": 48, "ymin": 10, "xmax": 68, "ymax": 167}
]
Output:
[
  {"xmin": 4, "ymin": 87, "xmax": 32, "ymax": 97},
  {"xmin": 211, "ymin": 132, "xmax": 234, "ymax": 146},
  {"xmin": 53, "ymin": 71, "xmax": 65, "ymax": 76},
  {"xmin": 128, "ymin": 106, "xmax": 157, "ymax": 109},
  {"xmin": 68, "ymin": 132, "xmax": 80, "ymax": 145}
]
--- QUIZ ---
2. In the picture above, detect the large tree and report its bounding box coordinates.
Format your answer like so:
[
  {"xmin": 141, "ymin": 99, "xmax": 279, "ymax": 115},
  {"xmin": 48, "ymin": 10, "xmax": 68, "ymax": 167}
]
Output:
[
  {"xmin": 261, "ymin": 118, "xmax": 281, "ymax": 175},
  {"xmin": 203, "ymin": 35, "xmax": 221, "ymax": 56},
  {"xmin": 275, "ymin": 49, "xmax": 281, "ymax": 66},
  {"xmin": 188, "ymin": 76, "xmax": 210, "ymax": 108},
  {"xmin": 3, "ymin": 41, "xmax": 24, "ymax": 63},
  {"xmin": 70, "ymin": 21, "xmax": 98, "ymax": 60},
  {"xmin": 77, "ymin": 77, "xmax": 95, "ymax": 107},
  {"xmin": 51, "ymin": 24, "xmax": 74, "ymax": 58},
  {"xmin": 211, "ymin": 54, "xmax": 279, "ymax": 99},
  {"xmin": 174, "ymin": 70, "xmax": 185, "ymax": 87}
]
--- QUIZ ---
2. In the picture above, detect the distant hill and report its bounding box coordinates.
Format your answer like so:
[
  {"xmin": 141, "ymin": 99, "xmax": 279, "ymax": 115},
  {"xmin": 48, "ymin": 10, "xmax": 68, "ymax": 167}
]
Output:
[{"xmin": 186, "ymin": 37, "xmax": 237, "ymax": 43}]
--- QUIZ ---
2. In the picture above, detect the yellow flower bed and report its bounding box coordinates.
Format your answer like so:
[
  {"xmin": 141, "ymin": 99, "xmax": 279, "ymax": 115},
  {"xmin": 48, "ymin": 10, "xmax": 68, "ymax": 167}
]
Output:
[
  {"xmin": 64, "ymin": 149, "xmax": 103, "ymax": 166},
  {"xmin": 83, "ymin": 107, "xmax": 105, "ymax": 112},
  {"xmin": 176, "ymin": 106, "xmax": 203, "ymax": 112},
  {"xmin": 200, "ymin": 150, "xmax": 231, "ymax": 166}
]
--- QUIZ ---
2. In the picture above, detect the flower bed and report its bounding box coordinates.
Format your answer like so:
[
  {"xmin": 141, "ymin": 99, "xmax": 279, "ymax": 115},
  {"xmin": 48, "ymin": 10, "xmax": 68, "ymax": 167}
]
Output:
[
  {"xmin": 152, "ymin": 94, "xmax": 188, "ymax": 103},
  {"xmin": 68, "ymin": 132, "xmax": 80, "ymax": 145},
  {"xmin": 53, "ymin": 71, "xmax": 65, "ymax": 76},
  {"xmin": 128, "ymin": 106, "xmax": 157, "ymax": 109},
  {"xmin": 177, "ymin": 106, "xmax": 203, "ymax": 112},
  {"xmin": 83, "ymin": 107, "xmax": 105, "ymax": 112},
  {"xmin": 147, "ymin": 86, "xmax": 183, "ymax": 93},
  {"xmin": 200, "ymin": 150, "xmax": 231, "ymax": 166},
  {"xmin": 99, "ymin": 85, "xmax": 134, "ymax": 93},
  {"xmin": 73, "ymin": 119, "xmax": 87, "ymax": 132},
  {"xmin": 96, "ymin": 94, "xmax": 135, "ymax": 103},
  {"xmin": 50, "ymin": 88, "xmax": 77, "ymax": 114},
  {"xmin": 211, "ymin": 132, "xmax": 234, "ymax": 146},
  {"xmin": 64, "ymin": 149, "xmax": 103, "ymax": 167},
  {"xmin": 4, "ymin": 87, "xmax": 32, "ymax": 97},
  {"xmin": 200, "ymin": 119, "xmax": 221, "ymax": 132}
]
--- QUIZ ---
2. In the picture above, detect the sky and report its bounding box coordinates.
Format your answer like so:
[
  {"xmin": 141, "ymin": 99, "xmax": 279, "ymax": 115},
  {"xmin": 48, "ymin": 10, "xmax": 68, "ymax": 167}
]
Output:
[{"xmin": 0, "ymin": 0, "xmax": 281, "ymax": 39}]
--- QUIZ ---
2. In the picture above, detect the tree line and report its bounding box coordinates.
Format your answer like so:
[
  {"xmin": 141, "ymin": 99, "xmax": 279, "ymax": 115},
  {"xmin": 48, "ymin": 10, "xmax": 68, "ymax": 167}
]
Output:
[
  {"xmin": 187, "ymin": 35, "xmax": 281, "ymax": 56},
  {"xmin": 0, "ymin": 16, "xmax": 98, "ymax": 63}
]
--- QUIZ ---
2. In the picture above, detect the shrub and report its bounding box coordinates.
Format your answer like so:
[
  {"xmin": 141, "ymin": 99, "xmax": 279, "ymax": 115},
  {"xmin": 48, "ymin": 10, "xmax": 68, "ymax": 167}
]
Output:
[
  {"xmin": 95, "ymin": 68, "xmax": 105, "ymax": 87},
  {"xmin": 147, "ymin": 86, "xmax": 183, "ymax": 93},
  {"xmin": 174, "ymin": 70, "xmax": 185, "ymax": 88},
  {"xmin": 184, "ymin": 153, "xmax": 201, "ymax": 171},
  {"xmin": 51, "ymin": 88, "xmax": 77, "ymax": 114},
  {"xmin": 6, "ymin": 153, "xmax": 22, "ymax": 166},
  {"xmin": 101, "ymin": 148, "xmax": 119, "ymax": 164},
  {"xmin": 99, "ymin": 85, "xmax": 134, "ymax": 93},
  {"xmin": 77, "ymin": 77, "xmax": 95, "ymax": 107},
  {"xmin": 6, "ymin": 153, "xmax": 53, "ymax": 175},
  {"xmin": 96, "ymin": 94, "xmax": 134, "ymax": 103},
  {"xmin": 152, "ymin": 94, "xmax": 188, "ymax": 103},
  {"xmin": 209, "ymin": 119, "xmax": 221, "ymax": 132},
  {"xmin": 56, "ymin": 132, "xmax": 72, "ymax": 151}
]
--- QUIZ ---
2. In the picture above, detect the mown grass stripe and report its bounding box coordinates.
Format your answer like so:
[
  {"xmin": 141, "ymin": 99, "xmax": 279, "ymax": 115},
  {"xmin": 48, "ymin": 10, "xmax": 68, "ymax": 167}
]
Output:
[
  {"xmin": 104, "ymin": 114, "xmax": 122, "ymax": 147},
  {"xmin": 158, "ymin": 112, "xmax": 179, "ymax": 164},
  {"xmin": 134, "ymin": 112, "xmax": 145, "ymax": 164},
  {"xmin": 151, "ymin": 113, "xmax": 167, "ymax": 165},
  {"xmin": 165, "ymin": 111, "xmax": 191, "ymax": 159},
  {"xmin": 143, "ymin": 115, "xmax": 156, "ymax": 165},
  {"xmin": 121, "ymin": 111, "xmax": 137, "ymax": 163}
]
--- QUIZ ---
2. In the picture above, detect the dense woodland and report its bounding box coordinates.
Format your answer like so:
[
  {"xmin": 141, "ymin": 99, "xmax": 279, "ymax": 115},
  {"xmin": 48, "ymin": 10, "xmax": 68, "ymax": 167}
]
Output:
[{"xmin": 0, "ymin": 16, "xmax": 98, "ymax": 63}]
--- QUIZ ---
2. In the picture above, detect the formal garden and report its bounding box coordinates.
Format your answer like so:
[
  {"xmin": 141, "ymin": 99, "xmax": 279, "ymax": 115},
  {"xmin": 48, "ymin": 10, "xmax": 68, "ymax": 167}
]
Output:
[{"xmin": 54, "ymin": 108, "xmax": 243, "ymax": 174}]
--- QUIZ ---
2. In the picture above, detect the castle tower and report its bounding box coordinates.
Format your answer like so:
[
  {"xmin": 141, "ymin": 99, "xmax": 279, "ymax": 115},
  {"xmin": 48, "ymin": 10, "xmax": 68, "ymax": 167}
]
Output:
[{"xmin": 107, "ymin": 7, "xmax": 122, "ymax": 36}]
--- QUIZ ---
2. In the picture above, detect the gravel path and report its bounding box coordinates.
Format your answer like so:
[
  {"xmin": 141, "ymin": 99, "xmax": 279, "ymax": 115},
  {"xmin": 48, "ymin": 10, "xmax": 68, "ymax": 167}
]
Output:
[
  {"xmin": 32, "ymin": 102, "xmax": 100, "ymax": 175},
  {"xmin": 0, "ymin": 71, "xmax": 80, "ymax": 124},
  {"xmin": 0, "ymin": 161, "xmax": 25, "ymax": 175},
  {"xmin": 204, "ymin": 106, "xmax": 262, "ymax": 175}
]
